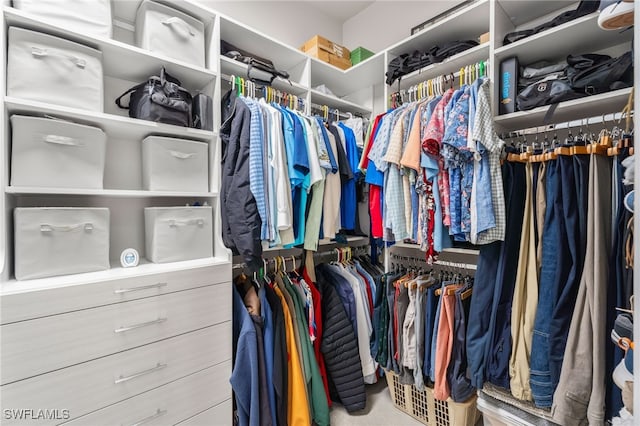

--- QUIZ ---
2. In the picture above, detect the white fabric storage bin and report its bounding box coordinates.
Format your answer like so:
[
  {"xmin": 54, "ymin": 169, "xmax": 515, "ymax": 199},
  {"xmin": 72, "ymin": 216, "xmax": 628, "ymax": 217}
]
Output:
[
  {"xmin": 10, "ymin": 115, "xmax": 106, "ymax": 189},
  {"xmin": 142, "ymin": 136, "xmax": 208, "ymax": 192},
  {"xmin": 145, "ymin": 206, "xmax": 213, "ymax": 263},
  {"xmin": 135, "ymin": 0, "xmax": 206, "ymax": 67},
  {"xmin": 7, "ymin": 27, "xmax": 103, "ymax": 112},
  {"xmin": 12, "ymin": 0, "xmax": 113, "ymax": 39},
  {"xmin": 14, "ymin": 208, "xmax": 110, "ymax": 280}
]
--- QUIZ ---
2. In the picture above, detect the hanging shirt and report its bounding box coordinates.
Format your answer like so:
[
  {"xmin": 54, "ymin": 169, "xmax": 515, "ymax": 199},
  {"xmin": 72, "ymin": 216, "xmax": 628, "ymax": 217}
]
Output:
[
  {"xmin": 295, "ymin": 113, "xmax": 323, "ymax": 188},
  {"xmin": 272, "ymin": 284, "xmax": 312, "ymax": 426},
  {"xmin": 262, "ymin": 101, "xmax": 294, "ymax": 245},
  {"xmin": 323, "ymin": 132, "xmax": 342, "ymax": 239},
  {"xmin": 472, "ymin": 80, "xmax": 506, "ymax": 243},
  {"xmin": 384, "ymin": 110, "xmax": 411, "ymax": 241},
  {"xmin": 316, "ymin": 118, "xmax": 338, "ymax": 173},
  {"xmin": 280, "ymin": 107, "xmax": 310, "ymax": 187},
  {"xmin": 442, "ymin": 86, "xmax": 473, "ymax": 240},
  {"xmin": 401, "ymin": 102, "xmax": 426, "ymax": 172},
  {"xmin": 360, "ymin": 113, "xmax": 385, "ymax": 173},
  {"xmin": 423, "ymin": 89, "xmax": 455, "ymax": 228},
  {"xmin": 259, "ymin": 287, "xmax": 278, "ymax": 426},
  {"xmin": 343, "ymin": 116, "xmax": 364, "ymax": 148},
  {"xmin": 328, "ymin": 263, "xmax": 378, "ymax": 384},
  {"xmin": 310, "ymin": 118, "xmax": 332, "ymax": 172},
  {"xmin": 338, "ymin": 123, "xmax": 360, "ymax": 231},
  {"xmin": 242, "ymin": 97, "xmax": 268, "ymax": 240}
]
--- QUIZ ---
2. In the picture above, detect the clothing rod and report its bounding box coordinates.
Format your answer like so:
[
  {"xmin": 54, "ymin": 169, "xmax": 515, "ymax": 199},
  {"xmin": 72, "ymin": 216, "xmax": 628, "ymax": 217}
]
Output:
[
  {"xmin": 392, "ymin": 58, "xmax": 490, "ymax": 93},
  {"xmin": 309, "ymin": 102, "xmax": 363, "ymax": 119},
  {"xmin": 233, "ymin": 247, "xmax": 371, "ymax": 270},
  {"xmin": 390, "ymin": 254, "xmax": 477, "ymax": 271},
  {"xmin": 502, "ymin": 111, "xmax": 631, "ymax": 136}
]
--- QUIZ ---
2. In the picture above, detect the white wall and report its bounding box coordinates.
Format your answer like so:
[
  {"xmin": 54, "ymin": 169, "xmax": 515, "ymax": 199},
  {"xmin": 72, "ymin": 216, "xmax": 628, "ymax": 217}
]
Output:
[
  {"xmin": 199, "ymin": 1, "xmax": 343, "ymax": 48},
  {"xmin": 342, "ymin": 1, "xmax": 467, "ymax": 52}
]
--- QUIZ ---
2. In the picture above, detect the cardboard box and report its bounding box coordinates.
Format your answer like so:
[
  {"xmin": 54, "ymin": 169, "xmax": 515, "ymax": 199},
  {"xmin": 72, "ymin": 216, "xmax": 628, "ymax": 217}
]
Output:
[
  {"xmin": 301, "ymin": 34, "xmax": 350, "ymax": 60},
  {"xmin": 499, "ymin": 56, "xmax": 519, "ymax": 115},
  {"xmin": 479, "ymin": 32, "xmax": 490, "ymax": 44},
  {"xmin": 329, "ymin": 54, "xmax": 351, "ymax": 70},
  {"xmin": 303, "ymin": 44, "xmax": 351, "ymax": 70},
  {"xmin": 304, "ymin": 45, "xmax": 330, "ymax": 62}
]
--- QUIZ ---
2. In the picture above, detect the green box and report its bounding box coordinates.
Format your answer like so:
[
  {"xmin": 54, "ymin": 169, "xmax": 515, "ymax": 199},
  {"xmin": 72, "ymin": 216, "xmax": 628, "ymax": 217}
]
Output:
[{"xmin": 351, "ymin": 47, "xmax": 374, "ymax": 65}]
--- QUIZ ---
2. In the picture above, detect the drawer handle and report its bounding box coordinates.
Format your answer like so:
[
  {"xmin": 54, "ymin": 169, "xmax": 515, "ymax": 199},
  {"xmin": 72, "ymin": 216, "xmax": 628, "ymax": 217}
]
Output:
[
  {"xmin": 114, "ymin": 317, "xmax": 167, "ymax": 333},
  {"xmin": 114, "ymin": 282, "xmax": 168, "ymax": 294},
  {"xmin": 126, "ymin": 409, "xmax": 168, "ymax": 426},
  {"xmin": 115, "ymin": 363, "xmax": 167, "ymax": 384}
]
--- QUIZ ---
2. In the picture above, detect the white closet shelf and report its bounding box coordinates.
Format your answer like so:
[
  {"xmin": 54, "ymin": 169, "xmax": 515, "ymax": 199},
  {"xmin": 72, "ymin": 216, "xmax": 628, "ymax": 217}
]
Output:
[
  {"xmin": 310, "ymin": 90, "xmax": 372, "ymax": 115},
  {"xmin": 494, "ymin": 87, "xmax": 632, "ymax": 132},
  {"xmin": 309, "ymin": 53, "xmax": 385, "ymax": 99},
  {"xmin": 0, "ymin": 257, "xmax": 231, "ymax": 296},
  {"xmin": 220, "ymin": 57, "xmax": 309, "ymax": 96},
  {"xmin": 6, "ymin": 187, "xmax": 218, "ymax": 198},
  {"xmin": 494, "ymin": 13, "xmax": 633, "ymax": 64},
  {"xmin": 386, "ymin": 0, "xmax": 490, "ymax": 56},
  {"xmin": 392, "ymin": 43, "xmax": 490, "ymax": 89},
  {"xmin": 496, "ymin": 0, "xmax": 576, "ymax": 28},
  {"xmin": 3, "ymin": 7, "xmax": 216, "ymax": 91},
  {"xmin": 219, "ymin": 15, "xmax": 308, "ymax": 72},
  {"xmin": 5, "ymin": 97, "xmax": 216, "ymax": 141}
]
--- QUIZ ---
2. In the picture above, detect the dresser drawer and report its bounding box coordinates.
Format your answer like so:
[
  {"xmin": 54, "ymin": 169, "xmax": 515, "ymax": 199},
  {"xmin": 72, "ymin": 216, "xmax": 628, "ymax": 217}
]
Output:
[
  {"xmin": 61, "ymin": 361, "xmax": 231, "ymax": 426},
  {"xmin": 1, "ymin": 325, "xmax": 231, "ymax": 426},
  {"xmin": 177, "ymin": 399, "xmax": 233, "ymax": 426},
  {"xmin": 1, "ymin": 261, "xmax": 231, "ymax": 324},
  {"xmin": 1, "ymin": 283, "xmax": 231, "ymax": 384}
]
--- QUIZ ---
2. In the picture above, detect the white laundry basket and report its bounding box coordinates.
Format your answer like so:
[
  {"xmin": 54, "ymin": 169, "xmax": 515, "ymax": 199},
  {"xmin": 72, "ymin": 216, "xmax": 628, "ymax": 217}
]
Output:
[
  {"xmin": 142, "ymin": 136, "xmax": 209, "ymax": 192},
  {"xmin": 135, "ymin": 0, "xmax": 206, "ymax": 67},
  {"xmin": 7, "ymin": 27, "xmax": 104, "ymax": 112},
  {"xmin": 14, "ymin": 208, "xmax": 110, "ymax": 280},
  {"xmin": 12, "ymin": 0, "xmax": 113, "ymax": 38},
  {"xmin": 10, "ymin": 115, "xmax": 106, "ymax": 189},
  {"xmin": 144, "ymin": 206, "xmax": 213, "ymax": 263}
]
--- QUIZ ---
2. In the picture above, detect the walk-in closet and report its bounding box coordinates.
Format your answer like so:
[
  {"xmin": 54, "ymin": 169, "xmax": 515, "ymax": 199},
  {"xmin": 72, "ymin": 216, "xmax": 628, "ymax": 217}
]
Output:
[{"xmin": 0, "ymin": 1, "xmax": 637, "ymax": 425}]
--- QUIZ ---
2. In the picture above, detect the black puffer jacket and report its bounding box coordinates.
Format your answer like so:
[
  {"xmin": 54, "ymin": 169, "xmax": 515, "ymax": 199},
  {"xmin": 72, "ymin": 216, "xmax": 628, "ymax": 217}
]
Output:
[
  {"xmin": 220, "ymin": 90, "xmax": 262, "ymax": 271},
  {"xmin": 316, "ymin": 264, "xmax": 366, "ymax": 412}
]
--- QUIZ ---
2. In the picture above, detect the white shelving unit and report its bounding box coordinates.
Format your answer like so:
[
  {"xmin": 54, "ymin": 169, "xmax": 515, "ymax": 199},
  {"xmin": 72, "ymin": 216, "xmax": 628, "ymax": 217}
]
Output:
[
  {"xmin": 0, "ymin": 1, "xmax": 232, "ymax": 425},
  {"xmin": 491, "ymin": 0, "xmax": 632, "ymax": 125}
]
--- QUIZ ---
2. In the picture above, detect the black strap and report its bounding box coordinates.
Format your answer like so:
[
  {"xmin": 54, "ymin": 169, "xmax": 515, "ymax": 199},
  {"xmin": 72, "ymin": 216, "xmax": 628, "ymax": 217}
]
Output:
[
  {"xmin": 115, "ymin": 81, "xmax": 147, "ymax": 109},
  {"xmin": 543, "ymin": 103, "xmax": 559, "ymax": 125}
]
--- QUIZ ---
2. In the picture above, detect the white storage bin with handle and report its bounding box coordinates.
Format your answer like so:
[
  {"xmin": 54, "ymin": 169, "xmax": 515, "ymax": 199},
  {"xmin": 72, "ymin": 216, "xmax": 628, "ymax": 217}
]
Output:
[
  {"xmin": 7, "ymin": 27, "xmax": 104, "ymax": 112},
  {"xmin": 14, "ymin": 208, "xmax": 110, "ymax": 280},
  {"xmin": 10, "ymin": 115, "xmax": 106, "ymax": 189},
  {"xmin": 145, "ymin": 206, "xmax": 213, "ymax": 263},
  {"xmin": 142, "ymin": 136, "xmax": 209, "ymax": 192},
  {"xmin": 135, "ymin": 0, "xmax": 206, "ymax": 67},
  {"xmin": 12, "ymin": 0, "xmax": 113, "ymax": 39}
]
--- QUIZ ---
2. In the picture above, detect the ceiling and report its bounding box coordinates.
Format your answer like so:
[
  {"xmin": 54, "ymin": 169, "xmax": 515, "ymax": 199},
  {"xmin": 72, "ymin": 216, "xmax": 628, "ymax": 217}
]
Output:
[{"xmin": 305, "ymin": 1, "xmax": 375, "ymax": 22}]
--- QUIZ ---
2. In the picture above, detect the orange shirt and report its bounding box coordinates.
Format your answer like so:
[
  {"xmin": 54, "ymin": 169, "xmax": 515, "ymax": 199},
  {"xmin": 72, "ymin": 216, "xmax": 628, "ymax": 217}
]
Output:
[{"xmin": 273, "ymin": 285, "xmax": 311, "ymax": 426}]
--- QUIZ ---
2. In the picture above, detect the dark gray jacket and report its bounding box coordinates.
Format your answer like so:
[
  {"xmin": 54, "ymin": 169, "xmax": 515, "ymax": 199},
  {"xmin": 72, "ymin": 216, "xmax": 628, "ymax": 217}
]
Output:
[
  {"xmin": 220, "ymin": 90, "xmax": 262, "ymax": 270},
  {"xmin": 316, "ymin": 265, "xmax": 366, "ymax": 412}
]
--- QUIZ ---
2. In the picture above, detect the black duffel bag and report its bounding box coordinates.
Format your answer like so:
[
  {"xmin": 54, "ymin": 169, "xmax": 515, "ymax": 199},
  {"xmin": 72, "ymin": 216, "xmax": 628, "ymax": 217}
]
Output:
[
  {"xmin": 567, "ymin": 51, "xmax": 633, "ymax": 94},
  {"xmin": 115, "ymin": 68, "xmax": 192, "ymax": 127},
  {"xmin": 429, "ymin": 40, "xmax": 479, "ymax": 63},
  {"xmin": 221, "ymin": 39, "xmax": 290, "ymax": 85}
]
